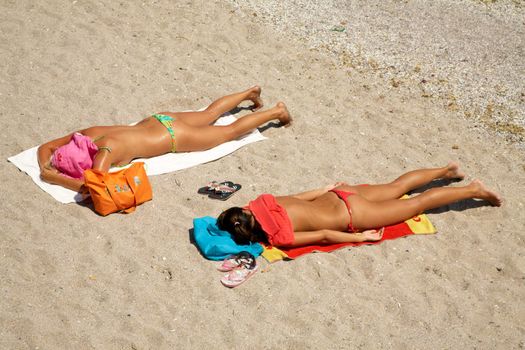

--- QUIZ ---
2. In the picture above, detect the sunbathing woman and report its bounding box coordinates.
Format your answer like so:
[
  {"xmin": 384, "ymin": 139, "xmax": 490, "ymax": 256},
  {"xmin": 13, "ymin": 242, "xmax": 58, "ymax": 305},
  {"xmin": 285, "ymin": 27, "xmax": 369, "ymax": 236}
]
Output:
[
  {"xmin": 37, "ymin": 86, "xmax": 291, "ymax": 192},
  {"xmin": 218, "ymin": 163, "xmax": 502, "ymax": 248}
]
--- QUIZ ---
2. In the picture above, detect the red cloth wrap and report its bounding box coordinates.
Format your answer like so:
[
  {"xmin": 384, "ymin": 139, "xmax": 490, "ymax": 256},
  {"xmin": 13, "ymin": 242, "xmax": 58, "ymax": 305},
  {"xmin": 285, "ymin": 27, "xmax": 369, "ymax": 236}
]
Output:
[{"xmin": 248, "ymin": 194, "xmax": 294, "ymax": 246}]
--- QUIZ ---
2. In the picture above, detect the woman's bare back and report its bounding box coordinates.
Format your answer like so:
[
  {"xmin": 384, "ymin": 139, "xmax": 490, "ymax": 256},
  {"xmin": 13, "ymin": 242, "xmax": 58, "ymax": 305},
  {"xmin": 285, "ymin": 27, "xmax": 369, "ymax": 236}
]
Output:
[
  {"xmin": 276, "ymin": 192, "xmax": 350, "ymax": 232},
  {"xmin": 80, "ymin": 117, "xmax": 172, "ymax": 166}
]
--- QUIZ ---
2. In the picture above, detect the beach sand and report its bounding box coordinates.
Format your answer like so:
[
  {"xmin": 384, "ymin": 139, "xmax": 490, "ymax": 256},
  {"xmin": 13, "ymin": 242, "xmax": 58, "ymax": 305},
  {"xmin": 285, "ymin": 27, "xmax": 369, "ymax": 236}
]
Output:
[{"xmin": 1, "ymin": 0, "xmax": 524, "ymax": 349}]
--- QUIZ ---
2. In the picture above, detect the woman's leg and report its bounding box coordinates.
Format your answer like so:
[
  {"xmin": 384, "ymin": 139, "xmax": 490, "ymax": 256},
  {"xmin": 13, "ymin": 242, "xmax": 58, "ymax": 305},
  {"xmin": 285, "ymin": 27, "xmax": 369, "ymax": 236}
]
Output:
[
  {"xmin": 339, "ymin": 162, "xmax": 465, "ymax": 202},
  {"xmin": 161, "ymin": 86, "xmax": 264, "ymax": 127},
  {"xmin": 173, "ymin": 102, "xmax": 291, "ymax": 152},
  {"xmin": 349, "ymin": 179, "xmax": 501, "ymax": 230}
]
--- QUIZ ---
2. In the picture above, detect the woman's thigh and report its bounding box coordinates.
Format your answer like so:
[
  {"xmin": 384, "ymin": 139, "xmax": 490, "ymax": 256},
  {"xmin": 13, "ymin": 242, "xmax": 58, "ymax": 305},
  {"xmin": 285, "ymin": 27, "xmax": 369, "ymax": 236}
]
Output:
[
  {"xmin": 335, "ymin": 182, "xmax": 406, "ymax": 202},
  {"xmin": 348, "ymin": 195, "xmax": 421, "ymax": 230},
  {"xmin": 173, "ymin": 122, "xmax": 231, "ymax": 152},
  {"xmin": 160, "ymin": 110, "xmax": 218, "ymax": 127}
]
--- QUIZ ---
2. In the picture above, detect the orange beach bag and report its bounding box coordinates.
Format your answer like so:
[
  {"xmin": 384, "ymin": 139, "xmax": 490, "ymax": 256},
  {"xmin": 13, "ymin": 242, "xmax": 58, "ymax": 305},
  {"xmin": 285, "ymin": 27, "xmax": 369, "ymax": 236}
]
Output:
[{"xmin": 83, "ymin": 162, "xmax": 152, "ymax": 216}]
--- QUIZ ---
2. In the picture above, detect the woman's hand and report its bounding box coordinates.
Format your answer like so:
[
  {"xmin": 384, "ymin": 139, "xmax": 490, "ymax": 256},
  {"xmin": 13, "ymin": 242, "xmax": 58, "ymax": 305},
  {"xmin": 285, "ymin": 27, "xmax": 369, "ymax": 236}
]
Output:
[
  {"xmin": 40, "ymin": 165, "xmax": 85, "ymax": 192},
  {"xmin": 287, "ymin": 181, "xmax": 349, "ymax": 201},
  {"xmin": 40, "ymin": 166, "xmax": 60, "ymax": 183},
  {"xmin": 358, "ymin": 227, "xmax": 384, "ymax": 241},
  {"xmin": 324, "ymin": 181, "xmax": 346, "ymax": 192}
]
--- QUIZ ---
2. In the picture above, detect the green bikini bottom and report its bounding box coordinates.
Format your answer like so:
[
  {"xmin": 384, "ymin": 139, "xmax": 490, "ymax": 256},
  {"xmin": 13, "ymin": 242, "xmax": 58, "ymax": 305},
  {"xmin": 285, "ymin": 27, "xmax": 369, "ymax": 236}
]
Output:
[{"xmin": 152, "ymin": 114, "xmax": 177, "ymax": 152}]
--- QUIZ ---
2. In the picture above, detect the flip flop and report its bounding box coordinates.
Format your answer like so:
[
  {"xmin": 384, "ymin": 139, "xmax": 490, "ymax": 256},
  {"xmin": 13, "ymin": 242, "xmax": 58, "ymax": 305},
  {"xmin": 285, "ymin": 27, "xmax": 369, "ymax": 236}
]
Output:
[
  {"xmin": 197, "ymin": 181, "xmax": 234, "ymax": 195},
  {"xmin": 208, "ymin": 183, "xmax": 241, "ymax": 201},
  {"xmin": 217, "ymin": 255, "xmax": 241, "ymax": 272},
  {"xmin": 217, "ymin": 252, "xmax": 255, "ymax": 272},
  {"xmin": 220, "ymin": 259, "xmax": 258, "ymax": 288}
]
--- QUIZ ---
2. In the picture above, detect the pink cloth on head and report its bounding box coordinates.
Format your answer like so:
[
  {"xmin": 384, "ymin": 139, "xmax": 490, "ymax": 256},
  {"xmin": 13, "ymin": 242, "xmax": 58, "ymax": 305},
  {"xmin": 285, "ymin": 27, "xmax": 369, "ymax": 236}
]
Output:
[
  {"xmin": 248, "ymin": 194, "xmax": 295, "ymax": 247},
  {"xmin": 51, "ymin": 133, "xmax": 99, "ymax": 179}
]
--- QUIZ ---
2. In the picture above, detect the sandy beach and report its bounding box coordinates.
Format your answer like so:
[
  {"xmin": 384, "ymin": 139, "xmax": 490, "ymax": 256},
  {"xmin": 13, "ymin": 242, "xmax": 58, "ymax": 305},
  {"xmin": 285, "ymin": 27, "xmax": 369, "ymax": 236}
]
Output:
[{"xmin": 1, "ymin": 0, "xmax": 524, "ymax": 349}]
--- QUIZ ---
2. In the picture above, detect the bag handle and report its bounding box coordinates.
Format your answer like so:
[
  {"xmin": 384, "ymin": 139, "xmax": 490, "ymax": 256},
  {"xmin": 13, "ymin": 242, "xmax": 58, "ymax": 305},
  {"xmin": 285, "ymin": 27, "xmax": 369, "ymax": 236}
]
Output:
[{"xmin": 105, "ymin": 165, "xmax": 138, "ymax": 213}]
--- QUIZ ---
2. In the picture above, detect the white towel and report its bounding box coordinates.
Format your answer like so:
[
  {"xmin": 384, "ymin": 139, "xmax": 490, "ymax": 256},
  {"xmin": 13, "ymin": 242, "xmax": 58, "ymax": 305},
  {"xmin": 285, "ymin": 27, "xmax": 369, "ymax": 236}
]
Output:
[{"xmin": 8, "ymin": 113, "xmax": 266, "ymax": 203}]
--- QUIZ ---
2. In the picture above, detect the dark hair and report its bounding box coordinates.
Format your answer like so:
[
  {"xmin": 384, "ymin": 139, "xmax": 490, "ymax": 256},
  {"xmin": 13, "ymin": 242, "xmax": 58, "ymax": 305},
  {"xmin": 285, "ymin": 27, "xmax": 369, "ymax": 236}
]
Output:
[{"xmin": 217, "ymin": 207, "xmax": 268, "ymax": 245}]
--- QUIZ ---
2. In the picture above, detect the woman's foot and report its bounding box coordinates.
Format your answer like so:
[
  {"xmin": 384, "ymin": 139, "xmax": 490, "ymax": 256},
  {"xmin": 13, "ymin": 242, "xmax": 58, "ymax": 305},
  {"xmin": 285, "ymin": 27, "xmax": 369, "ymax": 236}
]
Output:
[
  {"xmin": 276, "ymin": 102, "xmax": 292, "ymax": 127},
  {"xmin": 247, "ymin": 85, "xmax": 263, "ymax": 112},
  {"xmin": 444, "ymin": 161, "xmax": 465, "ymax": 180},
  {"xmin": 470, "ymin": 179, "xmax": 502, "ymax": 206}
]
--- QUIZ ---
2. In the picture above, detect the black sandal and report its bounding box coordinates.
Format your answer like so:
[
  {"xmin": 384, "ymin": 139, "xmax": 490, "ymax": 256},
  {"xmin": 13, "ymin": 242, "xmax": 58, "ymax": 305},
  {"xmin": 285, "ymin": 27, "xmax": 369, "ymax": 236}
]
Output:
[
  {"xmin": 208, "ymin": 183, "xmax": 241, "ymax": 201},
  {"xmin": 197, "ymin": 181, "xmax": 234, "ymax": 195}
]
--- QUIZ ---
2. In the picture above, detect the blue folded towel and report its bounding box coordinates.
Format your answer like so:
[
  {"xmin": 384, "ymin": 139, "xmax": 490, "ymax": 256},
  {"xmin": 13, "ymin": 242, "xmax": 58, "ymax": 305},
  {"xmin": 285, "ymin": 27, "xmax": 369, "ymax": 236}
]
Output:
[{"xmin": 192, "ymin": 216, "xmax": 263, "ymax": 261}]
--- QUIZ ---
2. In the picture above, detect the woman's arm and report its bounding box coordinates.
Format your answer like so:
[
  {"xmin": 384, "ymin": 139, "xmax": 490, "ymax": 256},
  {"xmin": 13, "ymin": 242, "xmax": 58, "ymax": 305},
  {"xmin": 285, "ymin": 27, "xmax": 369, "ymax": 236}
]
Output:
[
  {"xmin": 284, "ymin": 228, "xmax": 384, "ymax": 248},
  {"xmin": 284, "ymin": 182, "xmax": 346, "ymax": 201},
  {"xmin": 40, "ymin": 166, "xmax": 86, "ymax": 192},
  {"xmin": 91, "ymin": 148, "xmax": 112, "ymax": 172},
  {"xmin": 37, "ymin": 133, "xmax": 74, "ymax": 171},
  {"xmin": 39, "ymin": 150, "xmax": 113, "ymax": 192},
  {"xmin": 37, "ymin": 133, "xmax": 88, "ymax": 192}
]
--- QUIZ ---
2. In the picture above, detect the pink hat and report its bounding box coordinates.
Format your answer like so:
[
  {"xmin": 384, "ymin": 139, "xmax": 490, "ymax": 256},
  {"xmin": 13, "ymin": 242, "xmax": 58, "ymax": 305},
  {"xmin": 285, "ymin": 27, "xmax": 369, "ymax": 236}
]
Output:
[{"xmin": 51, "ymin": 133, "xmax": 99, "ymax": 179}]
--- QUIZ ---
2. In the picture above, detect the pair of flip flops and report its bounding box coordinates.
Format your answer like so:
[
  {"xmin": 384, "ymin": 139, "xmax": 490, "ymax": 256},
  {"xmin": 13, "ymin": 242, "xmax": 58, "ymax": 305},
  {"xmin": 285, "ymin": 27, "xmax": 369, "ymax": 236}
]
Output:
[
  {"xmin": 198, "ymin": 181, "xmax": 241, "ymax": 201},
  {"xmin": 217, "ymin": 251, "xmax": 258, "ymax": 288}
]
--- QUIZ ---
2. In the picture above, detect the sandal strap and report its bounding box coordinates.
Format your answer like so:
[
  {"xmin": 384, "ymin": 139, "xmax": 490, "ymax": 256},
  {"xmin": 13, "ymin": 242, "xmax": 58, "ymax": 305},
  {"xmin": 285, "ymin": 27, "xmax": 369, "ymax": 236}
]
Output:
[
  {"xmin": 206, "ymin": 181, "xmax": 220, "ymax": 189},
  {"xmin": 215, "ymin": 184, "xmax": 237, "ymax": 193},
  {"xmin": 236, "ymin": 251, "xmax": 256, "ymax": 270}
]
